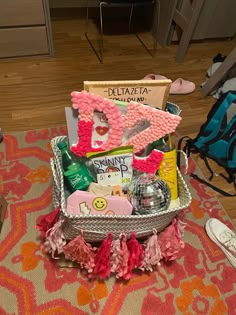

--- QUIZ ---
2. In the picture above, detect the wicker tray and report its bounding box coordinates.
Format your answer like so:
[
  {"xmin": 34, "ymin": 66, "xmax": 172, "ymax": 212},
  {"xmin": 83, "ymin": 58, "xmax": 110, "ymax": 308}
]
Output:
[{"xmin": 51, "ymin": 136, "xmax": 192, "ymax": 242}]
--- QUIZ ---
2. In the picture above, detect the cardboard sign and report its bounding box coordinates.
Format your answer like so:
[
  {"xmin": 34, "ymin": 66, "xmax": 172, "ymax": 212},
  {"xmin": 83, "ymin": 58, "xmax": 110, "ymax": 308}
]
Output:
[
  {"xmin": 84, "ymin": 79, "xmax": 171, "ymax": 109},
  {"xmin": 0, "ymin": 193, "xmax": 8, "ymax": 234}
]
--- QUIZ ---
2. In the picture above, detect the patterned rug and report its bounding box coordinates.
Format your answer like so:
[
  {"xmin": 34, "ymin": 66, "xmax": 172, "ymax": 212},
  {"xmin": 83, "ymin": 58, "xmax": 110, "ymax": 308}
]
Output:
[{"xmin": 0, "ymin": 127, "xmax": 235, "ymax": 315}]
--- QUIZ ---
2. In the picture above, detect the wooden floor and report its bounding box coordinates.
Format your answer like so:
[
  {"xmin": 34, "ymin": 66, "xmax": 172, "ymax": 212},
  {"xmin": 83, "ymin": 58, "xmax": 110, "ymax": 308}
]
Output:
[{"xmin": 0, "ymin": 17, "xmax": 235, "ymax": 224}]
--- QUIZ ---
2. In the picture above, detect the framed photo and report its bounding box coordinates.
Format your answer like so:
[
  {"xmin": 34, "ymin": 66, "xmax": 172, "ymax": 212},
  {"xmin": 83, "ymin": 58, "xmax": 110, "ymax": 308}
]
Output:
[{"xmin": 84, "ymin": 79, "xmax": 171, "ymax": 109}]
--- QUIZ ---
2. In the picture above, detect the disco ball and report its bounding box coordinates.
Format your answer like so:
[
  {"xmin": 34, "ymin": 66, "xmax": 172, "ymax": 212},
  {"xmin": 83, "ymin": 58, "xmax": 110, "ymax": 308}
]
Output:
[{"xmin": 127, "ymin": 174, "xmax": 171, "ymax": 215}]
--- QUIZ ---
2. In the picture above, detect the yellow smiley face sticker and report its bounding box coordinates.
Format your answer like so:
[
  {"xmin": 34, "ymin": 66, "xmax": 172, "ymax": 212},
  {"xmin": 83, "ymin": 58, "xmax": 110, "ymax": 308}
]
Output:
[{"xmin": 92, "ymin": 197, "xmax": 108, "ymax": 211}]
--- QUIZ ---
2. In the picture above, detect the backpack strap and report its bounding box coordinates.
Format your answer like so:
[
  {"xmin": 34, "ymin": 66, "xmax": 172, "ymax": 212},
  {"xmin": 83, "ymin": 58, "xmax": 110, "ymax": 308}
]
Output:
[
  {"xmin": 178, "ymin": 136, "xmax": 236, "ymax": 196},
  {"xmin": 190, "ymin": 173, "xmax": 236, "ymax": 197},
  {"xmin": 201, "ymin": 155, "xmax": 214, "ymax": 181},
  {"xmin": 177, "ymin": 136, "xmax": 195, "ymax": 167},
  {"xmin": 220, "ymin": 169, "xmax": 236, "ymax": 187}
]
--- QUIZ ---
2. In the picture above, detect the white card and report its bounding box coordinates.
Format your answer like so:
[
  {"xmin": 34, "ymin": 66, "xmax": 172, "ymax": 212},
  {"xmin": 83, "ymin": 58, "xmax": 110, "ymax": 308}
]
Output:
[{"xmin": 97, "ymin": 172, "xmax": 121, "ymax": 186}]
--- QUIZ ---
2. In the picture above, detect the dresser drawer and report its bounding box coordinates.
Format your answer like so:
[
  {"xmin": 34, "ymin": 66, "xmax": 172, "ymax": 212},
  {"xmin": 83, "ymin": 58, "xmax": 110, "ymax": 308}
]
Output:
[
  {"xmin": 0, "ymin": 27, "xmax": 49, "ymax": 58},
  {"xmin": 0, "ymin": 0, "xmax": 45, "ymax": 27}
]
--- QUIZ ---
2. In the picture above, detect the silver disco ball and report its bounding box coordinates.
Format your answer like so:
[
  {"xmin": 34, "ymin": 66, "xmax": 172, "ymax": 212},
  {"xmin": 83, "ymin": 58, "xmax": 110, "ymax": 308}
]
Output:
[{"xmin": 127, "ymin": 174, "xmax": 171, "ymax": 215}]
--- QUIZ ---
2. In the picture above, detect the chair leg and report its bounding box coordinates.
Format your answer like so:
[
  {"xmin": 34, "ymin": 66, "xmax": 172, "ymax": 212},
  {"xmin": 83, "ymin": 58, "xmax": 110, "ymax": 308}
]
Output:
[
  {"xmin": 99, "ymin": 2, "xmax": 105, "ymax": 63},
  {"xmin": 85, "ymin": 0, "xmax": 89, "ymax": 35},
  {"xmin": 85, "ymin": 1, "xmax": 157, "ymax": 62},
  {"xmin": 152, "ymin": 0, "xmax": 160, "ymax": 51},
  {"xmin": 154, "ymin": 0, "xmax": 178, "ymax": 47},
  {"xmin": 201, "ymin": 46, "xmax": 236, "ymax": 96},
  {"xmin": 128, "ymin": 4, "xmax": 134, "ymax": 32},
  {"xmin": 84, "ymin": 0, "xmax": 104, "ymax": 63},
  {"xmin": 175, "ymin": 0, "xmax": 204, "ymax": 63},
  {"xmin": 134, "ymin": 0, "xmax": 158, "ymax": 57}
]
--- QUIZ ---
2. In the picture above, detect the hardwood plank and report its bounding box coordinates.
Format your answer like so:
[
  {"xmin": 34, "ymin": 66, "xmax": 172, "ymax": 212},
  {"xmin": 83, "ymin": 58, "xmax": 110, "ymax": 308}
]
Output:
[{"xmin": 0, "ymin": 18, "xmax": 235, "ymax": 225}]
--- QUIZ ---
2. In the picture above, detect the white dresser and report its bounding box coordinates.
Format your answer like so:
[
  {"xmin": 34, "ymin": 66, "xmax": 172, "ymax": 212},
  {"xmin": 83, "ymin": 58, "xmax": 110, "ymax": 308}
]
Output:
[{"xmin": 0, "ymin": 0, "xmax": 53, "ymax": 58}]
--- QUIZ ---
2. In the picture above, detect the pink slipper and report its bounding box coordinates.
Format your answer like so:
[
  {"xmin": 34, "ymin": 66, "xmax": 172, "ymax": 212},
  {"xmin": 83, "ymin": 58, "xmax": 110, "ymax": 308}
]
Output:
[
  {"xmin": 170, "ymin": 78, "xmax": 195, "ymax": 95},
  {"xmin": 142, "ymin": 74, "xmax": 195, "ymax": 95},
  {"xmin": 142, "ymin": 74, "xmax": 168, "ymax": 81}
]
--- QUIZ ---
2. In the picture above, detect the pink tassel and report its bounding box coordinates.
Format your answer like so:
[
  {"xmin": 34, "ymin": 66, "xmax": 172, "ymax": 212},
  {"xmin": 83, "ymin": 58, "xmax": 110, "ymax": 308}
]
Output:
[
  {"xmin": 123, "ymin": 232, "xmax": 144, "ymax": 280},
  {"xmin": 141, "ymin": 229, "xmax": 161, "ymax": 272},
  {"xmin": 158, "ymin": 221, "xmax": 184, "ymax": 262},
  {"xmin": 93, "ymin": 233, "xmax": 113, "ymax": 279},
  {"xmin": 174, "ymin": 215, "xmax": 187, "ymax": 241},
  {"xmin": 44, "ymin": 219, "xmax": 66, "ymax": 259},
  {"xmin": 63, "ymin": 230, "xmax": 97, "ymax": 273},
  {"xmin": 110, "ymin": 233, "xmax": 129, "ymax": 279},
  {"xmin": 35, "ymin": 207, "xmax": 60, "ymax": 238}
]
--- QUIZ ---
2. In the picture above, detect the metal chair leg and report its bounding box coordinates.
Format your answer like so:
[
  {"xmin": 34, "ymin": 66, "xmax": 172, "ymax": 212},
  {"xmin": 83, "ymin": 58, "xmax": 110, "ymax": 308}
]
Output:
[
  {"xmin": 152, "ymin": 0, "xmax": 160, "ymax": 51},
  {"xmin": 84, "ymin": 0, "xmax": 104, "ymax": 63},
  {"xmin": 135, "ymin": 0, "xmax": 158, "ymax": 57},
  {"xmin": 85, "ymin": 0, "xmax": 89, "ymax": 35},
  {"xmin": 85, "ymin": 1, "xmax": 157, "ymax": 62},
  {"xmin": 99, "ymin": 2, "xmax": 105, "ymax": 63},
  {"xmin": 128, "ymin": 5, "xmax": 134, "ymax": 32}
]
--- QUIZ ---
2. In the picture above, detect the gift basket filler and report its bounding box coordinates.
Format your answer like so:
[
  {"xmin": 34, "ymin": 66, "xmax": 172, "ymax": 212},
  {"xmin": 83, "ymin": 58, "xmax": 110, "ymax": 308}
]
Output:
[{"xmin": 36, "ymin": 87, "xmax": 192, "ymax": 280}]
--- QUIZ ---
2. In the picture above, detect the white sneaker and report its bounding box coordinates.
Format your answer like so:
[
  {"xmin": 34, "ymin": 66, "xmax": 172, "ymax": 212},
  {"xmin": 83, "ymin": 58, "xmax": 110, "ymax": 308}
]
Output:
[
  {"xmin": 205, "ymin": 218, "xmax": 236, "ymax": 268},
  {"xmin": 205, "ymin": 226, "xmax": 236, "ymax": 267}
]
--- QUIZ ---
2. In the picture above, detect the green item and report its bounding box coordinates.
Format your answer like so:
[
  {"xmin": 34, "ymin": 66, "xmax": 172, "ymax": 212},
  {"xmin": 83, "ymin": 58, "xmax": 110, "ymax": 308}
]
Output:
[
  {"xmin": 57, "ymin": 141, "xmax": 93, "ymax": 191},
  {"xmin": 151, "ymin": 137, "xmax": 168, "ymax": 152},
  {"xmin": 151, "ymin": 134, "xmax": 175, "ymax": 153}
]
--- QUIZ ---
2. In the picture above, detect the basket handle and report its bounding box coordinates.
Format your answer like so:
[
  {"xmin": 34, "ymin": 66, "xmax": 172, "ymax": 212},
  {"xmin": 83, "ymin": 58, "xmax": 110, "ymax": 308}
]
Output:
[
  {"xmin": 50, "ymin": 157, "xmax": 61, "ymax": 192},
  {"xmin": 177, "ymin": 150, "xmax": 188, "ymax": 175}
]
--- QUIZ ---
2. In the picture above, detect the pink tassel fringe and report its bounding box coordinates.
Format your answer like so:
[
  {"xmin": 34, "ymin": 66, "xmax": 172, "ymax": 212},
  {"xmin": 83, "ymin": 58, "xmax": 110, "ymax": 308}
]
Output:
[
  {"xmin": 94, "ymin": 233, "xmax": 113, "ymax": 279},
  {"xmin": 141, "ymin": 229, "xmax": 161, "ymax": 272},
  {"xmin": 44, "ymin": 219, "xmax": 66, "ymax": 259},
  {"xmin": 110, "ymin": 233, "xmax": 129, "ymax": 279},
  {"xmin": 174, "ymin": 215, "xmax": 187, "ymax": 241},
  {"xmin": 35, "ymin": 207, "xmax": 60, "ymax": 238},
  {"xmin": 124, "ymin": 232, "xmax": 144, "ymax": 280},
  {"xmin": 63, "ymin": 230, "xmax": 96, "ymax": 273},
  {"xmin": 158, "ymin": 220, "xmax": 184, "ymax": 262},
  {"xmin": 40, "ymin": 213, "xmax": 186, "ymax": 278}
]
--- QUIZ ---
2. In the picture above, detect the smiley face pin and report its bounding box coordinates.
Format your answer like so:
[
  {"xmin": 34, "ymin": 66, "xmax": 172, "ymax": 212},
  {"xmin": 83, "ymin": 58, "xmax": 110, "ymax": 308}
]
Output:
[{"xmin": 92, "ymin": 197, "xmax": 108, "ymax": 211}]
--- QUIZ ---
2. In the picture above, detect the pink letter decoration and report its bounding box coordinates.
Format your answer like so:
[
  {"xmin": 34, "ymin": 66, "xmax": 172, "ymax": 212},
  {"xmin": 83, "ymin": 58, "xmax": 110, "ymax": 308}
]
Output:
[{"xmin": 70, "ymin": 90, "xmax": 181, "ymax": 173}]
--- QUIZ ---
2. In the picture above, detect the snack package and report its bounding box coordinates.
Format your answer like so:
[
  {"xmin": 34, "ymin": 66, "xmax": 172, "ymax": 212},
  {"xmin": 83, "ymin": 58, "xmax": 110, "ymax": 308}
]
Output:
[{"xmin": 87, "ymin": 146, "xmax": 133, "ymax": 190}]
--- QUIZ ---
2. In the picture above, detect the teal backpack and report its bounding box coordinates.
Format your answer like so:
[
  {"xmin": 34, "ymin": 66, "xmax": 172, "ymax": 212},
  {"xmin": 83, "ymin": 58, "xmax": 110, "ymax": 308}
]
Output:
[{"xmin": 179, "ymin": 91, "xmax": 236, "ymax": 196}]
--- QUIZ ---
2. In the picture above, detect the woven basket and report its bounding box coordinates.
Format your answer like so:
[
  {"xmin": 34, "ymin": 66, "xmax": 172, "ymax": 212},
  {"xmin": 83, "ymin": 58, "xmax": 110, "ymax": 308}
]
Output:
[{"xmin": 50, "ymin": 136, "xmax": 192, "ymax": 242}]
